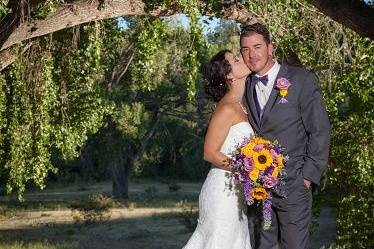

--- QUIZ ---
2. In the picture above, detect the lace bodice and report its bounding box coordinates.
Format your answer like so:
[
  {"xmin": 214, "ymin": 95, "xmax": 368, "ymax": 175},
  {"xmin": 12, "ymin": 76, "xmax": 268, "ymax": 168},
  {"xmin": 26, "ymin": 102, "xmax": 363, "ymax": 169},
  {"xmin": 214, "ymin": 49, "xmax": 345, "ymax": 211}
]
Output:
[{"xmin": 220, "ymin": 122, "xmax": 254, "ymax": 157}]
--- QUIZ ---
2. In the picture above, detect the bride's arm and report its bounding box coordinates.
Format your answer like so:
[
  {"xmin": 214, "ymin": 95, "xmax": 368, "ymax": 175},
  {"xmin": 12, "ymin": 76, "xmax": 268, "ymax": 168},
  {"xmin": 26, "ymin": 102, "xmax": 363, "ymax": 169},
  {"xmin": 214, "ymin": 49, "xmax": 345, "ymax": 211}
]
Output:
[{"xmin": 203, "ymin": 104, "xmax": 235, "ymax": 171}]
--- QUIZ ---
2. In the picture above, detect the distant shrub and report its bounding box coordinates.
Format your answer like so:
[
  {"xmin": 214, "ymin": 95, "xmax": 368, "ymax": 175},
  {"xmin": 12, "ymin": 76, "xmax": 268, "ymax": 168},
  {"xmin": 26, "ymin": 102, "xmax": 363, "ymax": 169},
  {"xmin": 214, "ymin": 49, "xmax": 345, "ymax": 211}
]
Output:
[
  {"xmin": 144, "ymin": 186, "xmax": 158, "ymax": 200},
  {"xmin": 70, "ymin": 194, "xmax": 119, "ymax": 224},
  {"xmin": 168, "ymin": 182, "xmax": 181, "ymax": 192}
]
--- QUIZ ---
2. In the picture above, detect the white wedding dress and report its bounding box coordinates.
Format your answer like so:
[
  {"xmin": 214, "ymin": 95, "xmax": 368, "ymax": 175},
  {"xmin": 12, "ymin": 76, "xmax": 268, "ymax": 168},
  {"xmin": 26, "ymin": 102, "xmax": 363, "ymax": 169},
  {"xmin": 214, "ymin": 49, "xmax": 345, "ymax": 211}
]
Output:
[{"xmin": 183, "ymin": 122, "xmax": 254, "ymax": 249}]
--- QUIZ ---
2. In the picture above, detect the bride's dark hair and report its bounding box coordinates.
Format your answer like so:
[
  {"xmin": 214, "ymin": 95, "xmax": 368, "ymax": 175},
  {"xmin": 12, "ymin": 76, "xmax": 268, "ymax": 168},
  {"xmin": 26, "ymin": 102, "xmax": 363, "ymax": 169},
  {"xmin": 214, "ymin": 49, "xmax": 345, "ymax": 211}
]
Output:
[{"xmin": 204, "ymin": 49, "xmax": 232, "ymax": 102}]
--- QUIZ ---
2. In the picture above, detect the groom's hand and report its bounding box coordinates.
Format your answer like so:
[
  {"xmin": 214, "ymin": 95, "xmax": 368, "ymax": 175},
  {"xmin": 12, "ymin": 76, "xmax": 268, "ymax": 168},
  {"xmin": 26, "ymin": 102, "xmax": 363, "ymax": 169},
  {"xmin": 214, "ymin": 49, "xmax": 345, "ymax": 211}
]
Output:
[{"xmin": 303, "ymin": 179, "xmax": 311, "ymax": 189}]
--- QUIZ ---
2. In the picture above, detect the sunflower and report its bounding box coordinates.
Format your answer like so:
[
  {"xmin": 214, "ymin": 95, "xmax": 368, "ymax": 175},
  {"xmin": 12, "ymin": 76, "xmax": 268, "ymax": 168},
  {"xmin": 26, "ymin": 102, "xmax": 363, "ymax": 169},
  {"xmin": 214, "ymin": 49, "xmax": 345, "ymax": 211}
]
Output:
[
  {"xmin": 241, "ymin": 142, "xmax": 256, "ymax": 157},
  {"xmin": 253, "ymin": 149, "xmax": 273, "ymax": 170},
  {"xmin": 251, "ymin": 187, "xmax": 268, "ymax": 201},
  {"xmin": 272, "ymin": 166, "xmax": 280, "ymax": 177},
  {"xmin": 249, "ymin": 168, "xmax": 259, "ymax": 181},
  {"xmin": 253, "ymin": 137, "xmax": 271, "ymax": 145},
  {"xmin": 241, "ymin": 137, "xmax": 271, "ymax": 157},
  {"xmin": 276, "ymin": 154, "xmax": 284, "ymax": 168}
]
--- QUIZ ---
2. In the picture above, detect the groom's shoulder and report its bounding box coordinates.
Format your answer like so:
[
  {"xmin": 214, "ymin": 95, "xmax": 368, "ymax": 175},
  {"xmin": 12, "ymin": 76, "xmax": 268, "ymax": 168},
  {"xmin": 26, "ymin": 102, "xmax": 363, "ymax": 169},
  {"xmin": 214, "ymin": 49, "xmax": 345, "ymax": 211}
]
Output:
[
  {"xmin": 284, "ymin": 63, "xmax": 315, "ymax": 79},
  {"xmin": 282, "ymin": 63, "xmax": 319, "ymax": 88}
]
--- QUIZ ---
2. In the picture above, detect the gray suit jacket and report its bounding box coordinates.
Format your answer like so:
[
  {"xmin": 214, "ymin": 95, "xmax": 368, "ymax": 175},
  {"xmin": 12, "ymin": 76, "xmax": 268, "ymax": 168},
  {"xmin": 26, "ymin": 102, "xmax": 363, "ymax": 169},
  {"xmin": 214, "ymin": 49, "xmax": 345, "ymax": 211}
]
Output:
[{"xmin": 244, "ymin": 63, "xmax": 331, "ymax": 193}]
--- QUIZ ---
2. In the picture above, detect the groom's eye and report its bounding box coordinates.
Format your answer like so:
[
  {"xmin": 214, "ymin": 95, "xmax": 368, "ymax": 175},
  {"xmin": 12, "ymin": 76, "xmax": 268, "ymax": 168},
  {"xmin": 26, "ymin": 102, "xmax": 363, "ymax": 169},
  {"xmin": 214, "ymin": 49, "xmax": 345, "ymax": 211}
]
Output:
[{"xmin": 240, "ymin": 48, "xmax": 249, "ymax": 54}]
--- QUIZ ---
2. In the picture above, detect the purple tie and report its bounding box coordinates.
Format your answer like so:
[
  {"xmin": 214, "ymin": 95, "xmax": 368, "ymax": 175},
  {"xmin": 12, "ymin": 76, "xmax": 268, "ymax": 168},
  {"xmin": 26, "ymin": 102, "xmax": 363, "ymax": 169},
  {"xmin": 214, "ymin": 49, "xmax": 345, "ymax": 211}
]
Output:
[{"xmin": 252, "ymin": 75, "xmax": 269, "ymax": 86}]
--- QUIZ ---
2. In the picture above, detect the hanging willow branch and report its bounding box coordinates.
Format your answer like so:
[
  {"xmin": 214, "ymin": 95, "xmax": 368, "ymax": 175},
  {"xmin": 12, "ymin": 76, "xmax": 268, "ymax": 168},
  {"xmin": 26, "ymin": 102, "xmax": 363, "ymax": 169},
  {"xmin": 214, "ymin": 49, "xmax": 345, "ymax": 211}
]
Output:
[{"xmin": 0, "ymin": 0, "xmax": 257, "ymax": 71}]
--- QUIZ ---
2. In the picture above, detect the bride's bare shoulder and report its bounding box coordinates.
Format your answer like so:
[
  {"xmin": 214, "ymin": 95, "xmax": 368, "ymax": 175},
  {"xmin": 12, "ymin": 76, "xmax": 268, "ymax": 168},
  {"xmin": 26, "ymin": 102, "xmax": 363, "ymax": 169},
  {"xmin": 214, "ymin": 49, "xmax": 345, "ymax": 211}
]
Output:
[{"xmin": 211, "ymin": 102, "xmax": 237, "ymax": 121}]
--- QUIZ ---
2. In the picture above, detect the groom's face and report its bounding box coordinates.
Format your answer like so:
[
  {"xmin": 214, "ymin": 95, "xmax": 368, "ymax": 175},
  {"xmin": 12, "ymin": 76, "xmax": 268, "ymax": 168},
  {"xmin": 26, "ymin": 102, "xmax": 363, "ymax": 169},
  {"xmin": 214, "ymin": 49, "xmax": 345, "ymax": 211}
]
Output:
[{"xmin": 240, "ymin": 33, "xmax": 274, "ymax": 75}]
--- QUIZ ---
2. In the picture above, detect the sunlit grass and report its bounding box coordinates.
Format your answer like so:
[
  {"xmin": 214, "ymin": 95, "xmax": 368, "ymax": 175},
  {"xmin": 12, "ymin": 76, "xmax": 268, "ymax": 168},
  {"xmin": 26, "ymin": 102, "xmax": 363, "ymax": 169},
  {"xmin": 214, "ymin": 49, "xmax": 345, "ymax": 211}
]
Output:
[{"xmin": 0, "ymin": 240, "xmax": 79, "ymax": 249}]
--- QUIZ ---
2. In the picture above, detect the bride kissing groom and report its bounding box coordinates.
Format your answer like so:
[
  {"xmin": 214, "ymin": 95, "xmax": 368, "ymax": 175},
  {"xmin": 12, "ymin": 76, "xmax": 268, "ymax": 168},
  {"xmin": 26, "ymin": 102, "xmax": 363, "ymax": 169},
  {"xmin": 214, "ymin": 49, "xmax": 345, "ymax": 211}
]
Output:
[{"xmin": 183, "ymin": 23, "xmax": 330, "ymax": 249}]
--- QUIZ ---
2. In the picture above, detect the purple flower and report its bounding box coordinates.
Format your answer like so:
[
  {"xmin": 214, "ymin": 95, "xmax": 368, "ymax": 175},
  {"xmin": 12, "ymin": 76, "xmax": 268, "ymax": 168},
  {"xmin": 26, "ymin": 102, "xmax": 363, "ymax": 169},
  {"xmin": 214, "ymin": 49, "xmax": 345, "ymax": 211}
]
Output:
[
  {"xmin": 254, "ymin": 144, "xmax": 264, "ymax": 152},
  {"xmin": 270, "ymin": 149, "xmax": 278, "ymax": 158},
  {"xmin": 263, "ymin": 166, "xmax": 274, "ymax": 176},
  {"xmin": 262, "ymin": 196, "xmax": 273, "ymax": 230},
  {"xmin": 258, "ymin": 170, "xmax": 264, "ymax": 180},
  {"xmin": 263, "ymin": 175, "xmax": 278, "ymax": 188},
  {"xmin": 243, "ymin": 182, "xmax": 252, "ymax": 198},
  {"xmin": 276, "ymin": 78, "xmax": 291, "ymax": 90},
  {"xmin": 244, "ymin": 157, "xmax": 253, "ymax": 172}
]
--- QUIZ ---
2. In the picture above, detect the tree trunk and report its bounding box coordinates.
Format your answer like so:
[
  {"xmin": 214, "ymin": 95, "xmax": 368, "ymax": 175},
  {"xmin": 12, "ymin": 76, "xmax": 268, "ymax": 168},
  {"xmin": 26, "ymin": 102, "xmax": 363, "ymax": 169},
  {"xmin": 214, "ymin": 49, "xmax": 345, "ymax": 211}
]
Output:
[
  {"xmin": 111, "ymin": 110, "xmax": 161, "ymax": 198},
  {"xmin": 79, "ymin": 141, "xmax": 98, "ymax": 181},
  {"xmin": 111, "ymin": 154, "xmax": 129, "ymax": 199}
]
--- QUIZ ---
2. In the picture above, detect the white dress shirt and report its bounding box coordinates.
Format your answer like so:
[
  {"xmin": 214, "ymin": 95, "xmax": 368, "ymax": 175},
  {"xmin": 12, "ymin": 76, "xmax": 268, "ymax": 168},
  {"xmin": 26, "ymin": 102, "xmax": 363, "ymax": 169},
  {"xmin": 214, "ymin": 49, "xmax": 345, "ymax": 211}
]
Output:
[{"xmin": 255, "ymin": 61, "xmax": 281, "ymax": 116}]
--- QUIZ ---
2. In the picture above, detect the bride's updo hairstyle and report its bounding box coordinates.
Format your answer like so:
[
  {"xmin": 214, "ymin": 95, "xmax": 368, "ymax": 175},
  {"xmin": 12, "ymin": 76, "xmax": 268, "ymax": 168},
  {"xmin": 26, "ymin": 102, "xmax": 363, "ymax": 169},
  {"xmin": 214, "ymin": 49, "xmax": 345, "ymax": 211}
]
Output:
[{"xmin": 204, "ymin": 49, "xmax": 232, "ymax": 102}]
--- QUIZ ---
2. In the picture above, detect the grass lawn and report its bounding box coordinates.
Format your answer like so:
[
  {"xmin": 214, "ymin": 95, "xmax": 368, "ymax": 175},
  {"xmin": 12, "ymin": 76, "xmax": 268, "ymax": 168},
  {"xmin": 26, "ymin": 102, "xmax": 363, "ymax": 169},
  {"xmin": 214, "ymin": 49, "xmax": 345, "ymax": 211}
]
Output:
[
  {"xmin": 0, "ymin": 179, "xmax": 201, "ymax": 249},
  {"xmin": 0, "ymin": 178, "xmax": 336, "ymax": 249}
]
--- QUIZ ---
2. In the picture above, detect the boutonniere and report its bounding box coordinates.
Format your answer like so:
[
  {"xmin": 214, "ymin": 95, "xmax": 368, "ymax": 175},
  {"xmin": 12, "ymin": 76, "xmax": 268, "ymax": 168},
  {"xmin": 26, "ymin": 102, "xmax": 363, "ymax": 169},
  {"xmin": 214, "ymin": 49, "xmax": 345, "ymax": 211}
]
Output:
[{"xmin": 276, "ymin": 78, "xmax": 291, "ymax": 104}]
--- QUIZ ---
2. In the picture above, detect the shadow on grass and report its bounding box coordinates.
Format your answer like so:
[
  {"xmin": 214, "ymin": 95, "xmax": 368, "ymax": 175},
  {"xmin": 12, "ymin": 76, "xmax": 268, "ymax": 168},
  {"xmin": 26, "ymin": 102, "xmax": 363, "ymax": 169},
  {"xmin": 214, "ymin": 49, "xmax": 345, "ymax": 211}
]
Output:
[
  {"xmin": 0, "ymin": 211, "xmax": 192, "ymax": 249},
  {"xmin": 0, "ymin": 193, "xmax": 199, "ymax": 221}
]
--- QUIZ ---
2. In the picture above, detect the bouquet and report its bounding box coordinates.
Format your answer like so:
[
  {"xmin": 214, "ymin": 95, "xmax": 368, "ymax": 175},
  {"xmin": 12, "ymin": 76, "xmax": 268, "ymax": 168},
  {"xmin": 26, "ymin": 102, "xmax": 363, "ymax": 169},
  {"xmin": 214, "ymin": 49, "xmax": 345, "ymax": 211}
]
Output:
[{"xmin": 230, "ymin": 136, "xmax": 288, "ymax": 230}]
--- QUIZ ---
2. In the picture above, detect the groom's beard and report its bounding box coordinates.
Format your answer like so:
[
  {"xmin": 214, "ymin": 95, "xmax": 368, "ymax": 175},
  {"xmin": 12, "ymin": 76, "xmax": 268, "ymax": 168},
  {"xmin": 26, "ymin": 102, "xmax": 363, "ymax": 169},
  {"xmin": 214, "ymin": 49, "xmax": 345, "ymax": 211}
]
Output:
[{"xmin": 248, "ymin": 57, "xmax": 274, "ymax": 75}]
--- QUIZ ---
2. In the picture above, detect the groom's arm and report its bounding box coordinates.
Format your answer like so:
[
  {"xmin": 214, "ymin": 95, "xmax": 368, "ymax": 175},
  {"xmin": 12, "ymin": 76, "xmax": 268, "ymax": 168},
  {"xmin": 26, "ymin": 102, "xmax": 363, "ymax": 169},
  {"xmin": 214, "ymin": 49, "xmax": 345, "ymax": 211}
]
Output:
[{"xmin": 299, "ymin": 72, "xmax": 331, "ymax": 186}]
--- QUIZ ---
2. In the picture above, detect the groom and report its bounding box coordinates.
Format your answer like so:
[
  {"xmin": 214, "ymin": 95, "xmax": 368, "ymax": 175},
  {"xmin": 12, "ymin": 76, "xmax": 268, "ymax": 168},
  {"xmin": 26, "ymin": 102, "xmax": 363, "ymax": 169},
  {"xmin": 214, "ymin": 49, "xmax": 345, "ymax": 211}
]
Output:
[{"xmin": 240, "ymin": 23, "xmax": 331, "ymax": 249}]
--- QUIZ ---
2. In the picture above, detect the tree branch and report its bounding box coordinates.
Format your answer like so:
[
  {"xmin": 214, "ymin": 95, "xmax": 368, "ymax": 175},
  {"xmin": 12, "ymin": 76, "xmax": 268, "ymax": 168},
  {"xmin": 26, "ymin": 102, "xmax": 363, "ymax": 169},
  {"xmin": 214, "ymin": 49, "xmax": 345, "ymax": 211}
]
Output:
[
  {"xmin": 0, "ymin": 0, "xmax": 257, "ymax": 71},
  {"xmin": 115, "ymin": 51, "xmax": 134, "ymax": 85},
  {"xmin": 133, "ymin": 108, "xmax": 161, "ymax": 162},
  {"xmin": 0, "ymin": 42, "xmax": 32, "ymax": 71},
  {"xmin": 2, "ymin": 0, "xmax": 373, "ymax": 72},
  {"xmin": 307, "ymin": 0, "xmax": 374, "ymax": 40}
]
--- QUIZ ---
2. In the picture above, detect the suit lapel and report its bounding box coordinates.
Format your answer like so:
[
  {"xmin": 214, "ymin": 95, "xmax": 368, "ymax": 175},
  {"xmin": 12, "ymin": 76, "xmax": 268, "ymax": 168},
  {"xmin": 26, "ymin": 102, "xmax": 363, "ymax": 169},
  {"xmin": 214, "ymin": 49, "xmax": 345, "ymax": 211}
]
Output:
[
  {"xmin": 244, "ymin": 77, "xmax": 260, "ymax": 131},
  {"xmin": 260, "ymin": 63, "xmax": 288, "ymax": 127}
]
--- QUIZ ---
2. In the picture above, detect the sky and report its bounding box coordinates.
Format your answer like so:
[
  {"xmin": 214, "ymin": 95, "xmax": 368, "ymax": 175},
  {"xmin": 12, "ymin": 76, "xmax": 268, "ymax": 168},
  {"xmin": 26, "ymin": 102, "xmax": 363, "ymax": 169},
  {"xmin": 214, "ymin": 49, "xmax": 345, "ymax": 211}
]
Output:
[{"xmin": 117, "ymin": 14, "xmax": 222, "ymax": 34}]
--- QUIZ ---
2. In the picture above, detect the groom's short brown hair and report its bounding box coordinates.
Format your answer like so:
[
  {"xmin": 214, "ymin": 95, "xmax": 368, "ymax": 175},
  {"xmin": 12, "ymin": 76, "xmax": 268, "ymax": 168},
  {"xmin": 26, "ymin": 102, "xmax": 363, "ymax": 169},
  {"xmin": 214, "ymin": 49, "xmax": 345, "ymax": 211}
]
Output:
[{"xmin": 240, "ymin": 23, "xmax": 271, "ymax": 44}]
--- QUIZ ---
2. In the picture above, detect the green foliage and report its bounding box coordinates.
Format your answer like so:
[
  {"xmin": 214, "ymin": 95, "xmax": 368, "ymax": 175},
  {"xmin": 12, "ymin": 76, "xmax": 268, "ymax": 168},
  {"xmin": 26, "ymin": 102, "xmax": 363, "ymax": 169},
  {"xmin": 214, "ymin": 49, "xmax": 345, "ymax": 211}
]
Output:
[
  {"xmin": 325, "ymin": 37, "xmax": 373, "ymax": 247},
  {"xmin": 0, "ymin": 74, "xmax": 6, "ymax": 165},
  {"xmin": 92, "ymin": 18, "xmax": 209, "ymax": 182},
  {"xmin": 3, "ymin": 46, "xmax": 58, "ymax": 196},
  {"xmin": 52, "ymin": 23, "xmax": 112, "ymax": 160},
  {"xmin": 335, "ymin": 193, "xmax": 373, "ymax": 248},
  {"xmin": 136, "ymin": 0, "xmax": 208, "ymax": 99},
  {"xmin": 114, "ymin": 102, "xmax": 148, "ymax": 139},
  {"xmin": 131, "ymin": 19, "xmax": 168, "ymax": 91},
  {"xmin": 0, "ymin": 22, "xmax": 111, "ymax": 199},
  {"xmin": 0, "ymin": 0, "xmax": 9, "ymax": 18},
  {"xmin": 33, "ymin": 0, "xmax": 65, "ymax": 19},
  {"xmin": 178, "ymin": 0, "xmax": 204, "ymax": 99}
]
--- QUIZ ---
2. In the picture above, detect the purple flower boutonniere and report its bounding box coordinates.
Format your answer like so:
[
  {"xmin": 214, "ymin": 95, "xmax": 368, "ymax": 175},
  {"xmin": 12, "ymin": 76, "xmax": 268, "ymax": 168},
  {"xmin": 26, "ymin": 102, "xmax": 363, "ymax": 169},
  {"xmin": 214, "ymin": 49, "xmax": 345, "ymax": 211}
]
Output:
[{"xmin": 276, "ymin": 78, "xmax": 291, "ymax": 104}]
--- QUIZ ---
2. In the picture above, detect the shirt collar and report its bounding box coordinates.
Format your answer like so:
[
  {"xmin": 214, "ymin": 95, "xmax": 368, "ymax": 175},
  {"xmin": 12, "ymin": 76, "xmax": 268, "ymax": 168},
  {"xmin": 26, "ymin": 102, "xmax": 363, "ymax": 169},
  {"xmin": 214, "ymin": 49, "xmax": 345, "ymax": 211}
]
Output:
[{"xmin": 255, "ymin": 61, "xmax": 280, "ymax": 87}]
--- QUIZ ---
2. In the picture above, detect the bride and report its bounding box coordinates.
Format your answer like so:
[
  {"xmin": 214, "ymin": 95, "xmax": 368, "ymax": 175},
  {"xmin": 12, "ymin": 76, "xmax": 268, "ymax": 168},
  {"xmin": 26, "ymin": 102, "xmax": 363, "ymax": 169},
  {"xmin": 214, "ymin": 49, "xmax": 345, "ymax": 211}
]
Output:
[{"xmin": 183, "ymin": 50, "xmax": 253, "ymax": 249}]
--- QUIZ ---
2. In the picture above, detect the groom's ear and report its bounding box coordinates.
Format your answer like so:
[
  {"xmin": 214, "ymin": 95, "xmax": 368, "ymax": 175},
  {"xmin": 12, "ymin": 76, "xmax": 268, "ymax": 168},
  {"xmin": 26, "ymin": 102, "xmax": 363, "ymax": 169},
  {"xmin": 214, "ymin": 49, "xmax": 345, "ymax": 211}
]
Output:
[{"xmin": 268, "ymin": 43, "xmax": 274, "ymax": 57}]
